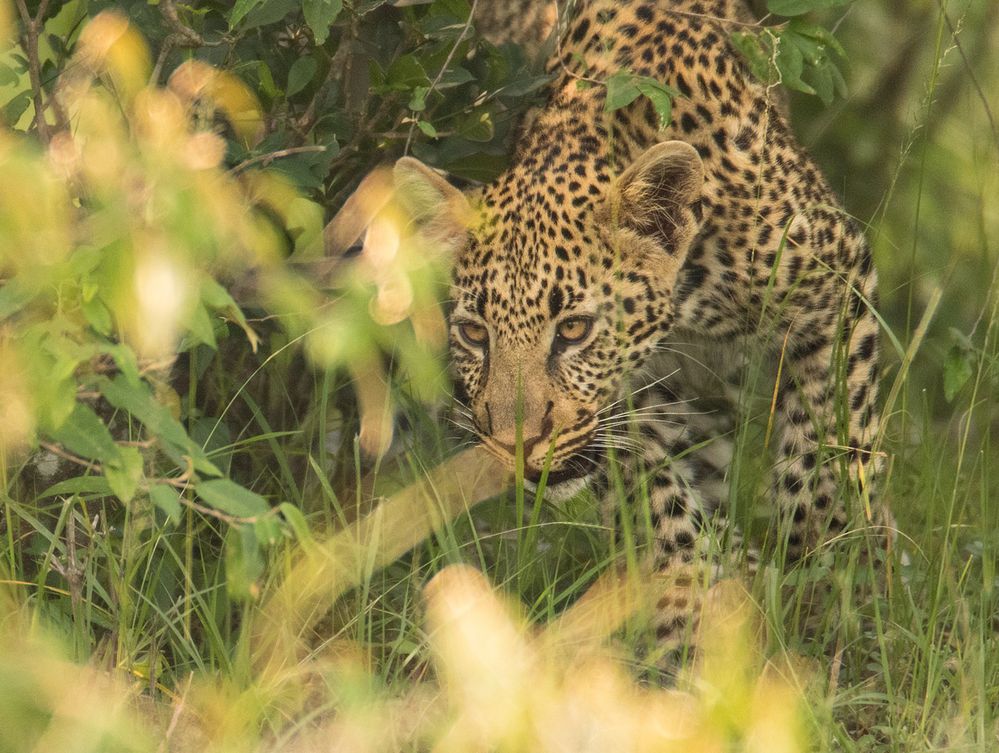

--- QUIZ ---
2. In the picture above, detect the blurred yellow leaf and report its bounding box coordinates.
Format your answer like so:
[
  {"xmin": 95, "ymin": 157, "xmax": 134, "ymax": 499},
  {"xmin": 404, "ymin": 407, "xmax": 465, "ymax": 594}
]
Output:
[
  {"xmin": 0, "ymin": 0, "xmax": 11, "ymax": 46},
  {"xmin": 0, "ymin": 335, "xmax": 35, "ymax": 467},
  {"xmin": 0, "ymin": 133, "xmax": 72, "ymax": 271},
  {"xmin": 169, "ymin": 61, "xmax": 264, "ymax": 147},
  {"xmin": 126, "ymin": 241, "xmax": 196, "ymax": 358},
  {"xmin": 77, "ymin": 11, "xmax": 151, "ymax": 103}
]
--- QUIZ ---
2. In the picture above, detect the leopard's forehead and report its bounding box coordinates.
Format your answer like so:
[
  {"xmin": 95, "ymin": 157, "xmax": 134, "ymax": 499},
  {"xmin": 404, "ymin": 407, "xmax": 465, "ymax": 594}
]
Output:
[{"xmin": 450, "ymin": 162, "xmax": 617, "ymax": 337}]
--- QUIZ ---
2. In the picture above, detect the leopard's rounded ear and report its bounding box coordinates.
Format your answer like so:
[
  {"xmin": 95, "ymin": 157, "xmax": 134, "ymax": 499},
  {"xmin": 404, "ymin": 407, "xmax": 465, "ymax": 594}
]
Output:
[
  {"xmin": 394, "ymin": 157, "xmax": 473, "ymax": 245},
  {"xmin": 610, "ymin": 140, "xmax": 704, "ymax": 255}
]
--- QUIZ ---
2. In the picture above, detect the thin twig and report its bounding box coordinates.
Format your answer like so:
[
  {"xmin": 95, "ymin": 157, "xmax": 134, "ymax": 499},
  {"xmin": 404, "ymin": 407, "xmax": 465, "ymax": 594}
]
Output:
[
  {"xmin": 553, "ymin": 0, "xmax": 604, "ymax": 88},
  {"xmin": 227, "ymin": 145, "xmax": 328, "ymax": 175},
  {"xmin": 936, "ymin": 0, "xmax": 998, "ymax": 145},
  {"xmin": 39, "ymin": 441, "xmax": 101, "ymax": 473},
  {"xmin": 64, "ymin": 504, "xmax": 84, "ymax": 617},
  {"xmin": 150, "ymin": 34, "xmax": 177, "ymax": 86},
  {"xmin": 404, "ymin": 0, "xmax": 480, "ymax": 155},
  {"xmin": 179, "ymin": 497, "xmax": 261, "ymax": 525},
  {"xmin": 293, "ymin": 35, "xmax": 352, "ymax": 141},
  {"xmin": 662, "ymin": 8, "xmax": 767, "ymax": 29},
  {"xmin": 160, "ymin": 0, "xmax": 210, "ymax": 47}
]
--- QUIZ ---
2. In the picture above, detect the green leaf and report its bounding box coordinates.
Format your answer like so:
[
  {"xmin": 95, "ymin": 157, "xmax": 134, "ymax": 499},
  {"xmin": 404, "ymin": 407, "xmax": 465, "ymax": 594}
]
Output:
[
  {"xmin": 279, "ymin": 502, "xmax": 316, "ymax": 550},
  {"xmin": 785, "ymin": 29, "xmax": 823, "ymax": 66},
  {"xmin": 201, "ymin": 278, "xmax": 259, "ymax": 352},
  {"xmin": 103, "ymin": 343, "xmax": 141, "ymax": 387},
  {"xmin": 0, "ymin": 61, "xmax": 19, "ymax": 87},
  {"xmin": 766, "ymin": 0, "xmax": 852, "ymax": 17},
  {"xmin": 943, "ymin": 345, "xmax": 974, "ymax": 402},
  {"xmin": 409, "ymin": 85, "xmax": 430, "ymax": 112},
  {"xmin": 456, "ymin": 109, "xmax": 495, "ymax": 142},
  {"xmin": 803, "ymin": 60, "xmax": 834, "ymax": 105},
  {"xmin": 256, "ymin": 61, "xmax": 279, "ymax": 100},
  {"xmin": 81, "ymin": 296, "xmax": 113, "ymax": 336},
  {"xmin": 730, "ymin": 31, "xmax": 775, "ymax": 84},
  {"xmin": 254, "ymin": 516, "xmax": 282, "ymax": 546},
  {"xmin": 830, "ymin": 60, "xmax": 848, "ymax": 98},
  {"xmin": 3, "ymin": 91, "xmax": 32, "ymax": 126},
  {"xmin": 229, "ymin": 0, "xmax": 263, "ymax": 28},
  {"xmin": 500, "ymin": 73, "xmax": 553, "ymax": 98},
  {"xmin": 435, "ymin": 65, "xmax": 475, "ymax": 89},
  {"xmin": 268, "ymin": 149, "xmax": 336, "ymax": 190},
  {"xmin": 51, "ymin": 403, "xmax": 118, "ymax": 463},
  {"xmin": 243, "ymin": 0, "xmax": 299, "ymax": 29},
  {"xmin": 149, "ymin": 485, "xmax": 183, "ymax": 524},
  {"xmin": 775, "ymin": 34, "xmax": 815, "ymax": 95},
  {"xmin": 197, "ymin": 479, "xmax": 270, "ymax": 519},
  {"xmin": 69, "ymin": 247, "xmax": 103, "ymax": 276},
  {"xmin": 105, "ymin": 445, "xmax": 143, "ymax": 504},
  {"xmin": 303, "ymin": 0, "xmax": 343, "ymax": 45},
  {"xmin": 353, "ymin": 0, "xmax": 390, "ymax": 13},
  {"xmin": 286, "ymin": 56, "xmax": 318, "ymax": 98},
  {"xmin": 285, "ymin": 197, "xmax": 327, "ymax": 256},
  {"xmin": 38, "ymin": 476, "xmax": 112, "ymax": 499},
  {"xmin": 96, "ymin": 375, "xmax": 221, "ymax": 477},
  {"xmin": 634, "ymin": 77, "xmax": 677, "ymax": 128},
  {"xmin": 225, "ymin": 525, "xmax": 264, "ymax": 601},
  {"xmin": 438, "ymin": 152, "xmax": 508, "ymax": 182},
  {"xmin": 383, "ymin": 54, "xmax": 429, "ymax": 91},
  {"xmin": 0, "ymin": 277, "xmax": 39, "ymax": 319},
  {"xmin": 186, "ymin": 302, "xmax": 217, "ymax": 349},
  {"xmin": 604, "ymin": 70, "xmax": 642, "ymax": 112},
  {"xmin": 417, "ymin": 120, "xmax": 438, "ymax": 138},
  {"xmin": 788, "ymin": 19, "xmax": 847, "ymax": 58},
  {"xmin": 35, "ymin": 374, "xmax": 77, "ymax": 435}
]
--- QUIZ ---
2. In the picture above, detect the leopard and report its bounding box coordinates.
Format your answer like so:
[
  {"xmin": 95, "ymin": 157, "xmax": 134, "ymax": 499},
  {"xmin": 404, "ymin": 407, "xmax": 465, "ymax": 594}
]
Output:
[{"xmin": 372, "ymin": 0, "xmax": 893, "ymax": 649}]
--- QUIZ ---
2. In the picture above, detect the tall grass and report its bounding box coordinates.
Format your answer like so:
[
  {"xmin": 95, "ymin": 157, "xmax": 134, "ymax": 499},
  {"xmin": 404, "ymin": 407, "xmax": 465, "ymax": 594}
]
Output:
[{"xmin": 2, "ymin": 1, "xmax": 998, "ymax": 751}]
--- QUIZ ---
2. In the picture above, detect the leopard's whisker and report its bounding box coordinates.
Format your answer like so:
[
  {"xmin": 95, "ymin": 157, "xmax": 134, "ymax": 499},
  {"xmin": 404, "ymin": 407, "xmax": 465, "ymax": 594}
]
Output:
[{"xmin": 597, "ymin": 369, "xmax": 682, "ymax": 416}]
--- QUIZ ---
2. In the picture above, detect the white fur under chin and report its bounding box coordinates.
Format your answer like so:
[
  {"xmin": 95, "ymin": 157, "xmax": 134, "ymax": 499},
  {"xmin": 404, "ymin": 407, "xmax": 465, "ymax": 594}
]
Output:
[{"xmin": 522, "ymin": 475, "xmax": 591, "ymax": 502}]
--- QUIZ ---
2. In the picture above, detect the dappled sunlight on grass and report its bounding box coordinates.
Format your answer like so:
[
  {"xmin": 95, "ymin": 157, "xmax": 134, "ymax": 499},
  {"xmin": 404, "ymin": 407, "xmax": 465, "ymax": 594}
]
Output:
[
  {"xmin": 0, "ymin": 550, "xmax": 810, "ymax": 753},
  {"xmin": 0, "ymin": 1, "xmax": 997, "ymax": 752},
  {"xmin": 0, "ymin": 439, "xmax": 809, "ymax": 752}
]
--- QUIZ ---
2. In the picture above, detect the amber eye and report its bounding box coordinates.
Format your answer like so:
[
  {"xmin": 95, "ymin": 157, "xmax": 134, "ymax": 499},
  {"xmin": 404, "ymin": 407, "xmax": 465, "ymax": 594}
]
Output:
[
  {"xmin": 457, "ymin": 321, "xmax": 489, "ymax": 348},
  {"xmin": 555, "ymin": 316, "xmax": 594, "ymax": 345}
]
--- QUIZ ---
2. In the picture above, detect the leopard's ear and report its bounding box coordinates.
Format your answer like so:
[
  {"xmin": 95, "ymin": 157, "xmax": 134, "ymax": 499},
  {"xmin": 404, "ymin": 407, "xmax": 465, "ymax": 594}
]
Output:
[
  {"xmin": 393, "ymin": 157, "xmax": 473, "ymax": 249},
  {"xmin": 611, "ymin": 140, "xmax": 704, "ymax": 255}
]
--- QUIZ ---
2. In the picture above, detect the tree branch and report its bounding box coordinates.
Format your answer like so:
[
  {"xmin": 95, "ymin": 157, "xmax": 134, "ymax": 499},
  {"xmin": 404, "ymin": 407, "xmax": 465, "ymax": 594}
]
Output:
[
  {"xmin": 15, "ymin": 0, "xmax": 56, "ymax": 143},
  {"xmin": 227, "ymin": 145, "xmax": 328, "ymax": 176}
]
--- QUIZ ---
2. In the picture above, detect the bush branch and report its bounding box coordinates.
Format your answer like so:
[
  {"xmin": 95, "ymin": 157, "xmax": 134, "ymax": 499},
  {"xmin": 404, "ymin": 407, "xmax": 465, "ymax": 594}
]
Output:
[{"xmin": 15, "ymin": 0, "xmax": 59, "ymax": 143}]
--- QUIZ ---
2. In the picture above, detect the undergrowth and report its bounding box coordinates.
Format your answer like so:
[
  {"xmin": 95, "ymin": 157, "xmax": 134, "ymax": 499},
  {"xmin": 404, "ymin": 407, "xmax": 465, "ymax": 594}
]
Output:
[{"xmin": 1, "ymin": 0, "xmax": 998, "ymax": 751}]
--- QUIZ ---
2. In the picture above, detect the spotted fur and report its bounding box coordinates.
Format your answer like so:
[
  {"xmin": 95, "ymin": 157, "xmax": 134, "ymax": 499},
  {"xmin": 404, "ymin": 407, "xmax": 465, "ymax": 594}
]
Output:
[{"xmin": 396, "ymin": 0, "xmax": 892, "ymax": 649}]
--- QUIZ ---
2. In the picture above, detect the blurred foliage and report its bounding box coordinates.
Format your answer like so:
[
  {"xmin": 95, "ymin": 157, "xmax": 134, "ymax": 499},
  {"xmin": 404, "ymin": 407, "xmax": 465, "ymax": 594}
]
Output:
[
  {"xmin": 0, "ymin": 561, "xmax": 811, "ymax": 753},
  {"xmin": 0, "ymin": 0, "xmax": 531, "ymax": 605},
  {"xmin": 0, "ymin": 0, "xmax": 997, "ymax": 751},
  {"xmin": 790, "ymin": 0, "xmax": 999, "ymax": 409}
]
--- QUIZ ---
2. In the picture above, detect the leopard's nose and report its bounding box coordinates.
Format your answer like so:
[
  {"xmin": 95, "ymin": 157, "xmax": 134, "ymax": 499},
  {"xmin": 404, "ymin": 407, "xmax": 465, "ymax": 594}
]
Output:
[
  {"xmin": 483, "ymin": 399, "xmax": 555, "ymax": 460},
  {"xmin": 491, "ymin": 431, "xmax": 546, "ymax": 459}
]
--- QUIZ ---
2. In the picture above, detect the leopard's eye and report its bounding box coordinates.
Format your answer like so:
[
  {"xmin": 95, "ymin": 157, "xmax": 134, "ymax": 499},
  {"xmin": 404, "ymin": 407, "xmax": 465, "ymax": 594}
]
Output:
[
  {"xmin": 457, "ymin": 321, "xmax": 489, "ymax": 348},
  {"xmin": 555, "ymin": 316, "xmax": 594, "ymax": 345}
]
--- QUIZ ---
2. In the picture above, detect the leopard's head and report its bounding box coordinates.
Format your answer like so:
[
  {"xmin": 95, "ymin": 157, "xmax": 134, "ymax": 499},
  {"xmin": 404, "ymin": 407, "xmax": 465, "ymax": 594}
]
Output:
[{"xmin": 396, "ymin": 140, "xmax": 704, "ymax": 491}]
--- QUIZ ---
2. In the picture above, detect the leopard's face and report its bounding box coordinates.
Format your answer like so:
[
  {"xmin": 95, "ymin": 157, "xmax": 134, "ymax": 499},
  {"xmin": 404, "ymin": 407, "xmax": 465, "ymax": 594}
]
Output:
[
  {"xmin": 394, "ymin": 141, "xmax": 704, "ymax": 489},
  {"xmin": 449, "ymin": 210, "xmax": 678, "ymax": 489}
]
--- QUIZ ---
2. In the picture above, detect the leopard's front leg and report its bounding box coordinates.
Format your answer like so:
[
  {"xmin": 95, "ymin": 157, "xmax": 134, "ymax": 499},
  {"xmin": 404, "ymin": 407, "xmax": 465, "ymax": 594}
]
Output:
[
  {"xmin": 599, "ymin": 429, "xmax": 714, "ymax": 656},
  {"xmin": 771, "ymin": 274, "xmax": 893, "ymax": 560}
]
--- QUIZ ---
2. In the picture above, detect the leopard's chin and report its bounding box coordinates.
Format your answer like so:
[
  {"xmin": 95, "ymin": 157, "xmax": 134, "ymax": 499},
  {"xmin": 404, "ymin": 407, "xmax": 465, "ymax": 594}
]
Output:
[{"xmin": 523, "ymin": 474, "xmax": 592, "ymax": 502}]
